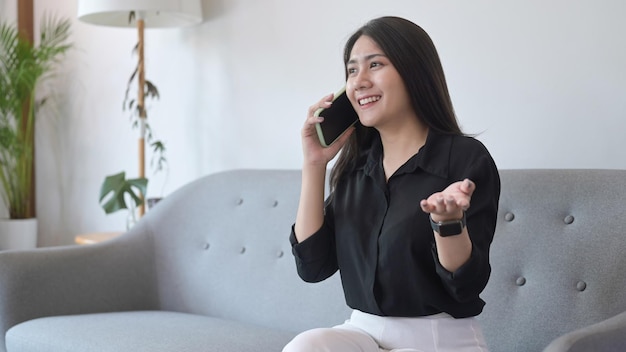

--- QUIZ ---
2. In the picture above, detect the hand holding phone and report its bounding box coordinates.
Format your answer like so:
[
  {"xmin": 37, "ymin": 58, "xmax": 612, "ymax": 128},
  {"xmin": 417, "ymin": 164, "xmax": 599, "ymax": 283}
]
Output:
[{"xmin": 314, "ymin": 87, "xmax": 359, "ymax": 147}]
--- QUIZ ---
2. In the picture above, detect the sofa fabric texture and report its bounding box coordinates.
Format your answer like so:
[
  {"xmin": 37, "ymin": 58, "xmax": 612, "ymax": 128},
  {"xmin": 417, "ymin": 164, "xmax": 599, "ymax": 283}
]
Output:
[
  {"xmin": 0, "ymin": 169, "xmax": 625, "ymax": 351},
  {"xmin": 5, "ymin": 311, "xmax": 295, "ymax": 352}
]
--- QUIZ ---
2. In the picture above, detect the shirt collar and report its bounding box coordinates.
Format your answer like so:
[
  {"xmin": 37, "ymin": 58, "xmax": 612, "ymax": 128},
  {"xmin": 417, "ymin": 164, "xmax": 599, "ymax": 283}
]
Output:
[{"xmin": 362, "ymin": 129, "xmax": 453, "ymax": 180}]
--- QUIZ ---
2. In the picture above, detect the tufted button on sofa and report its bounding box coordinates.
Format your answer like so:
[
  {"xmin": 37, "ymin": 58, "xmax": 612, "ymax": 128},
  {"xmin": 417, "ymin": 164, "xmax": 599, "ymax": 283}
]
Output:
[{"xmin": 0, "ymin": 169, "xmax": 625, "ymax": 351}]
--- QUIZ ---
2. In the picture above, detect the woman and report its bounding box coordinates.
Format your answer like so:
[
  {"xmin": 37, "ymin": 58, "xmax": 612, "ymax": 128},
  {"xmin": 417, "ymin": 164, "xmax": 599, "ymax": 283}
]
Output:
[{"xmin": 285, "ymin": 16, "xmax": 500, "ymax": 352}]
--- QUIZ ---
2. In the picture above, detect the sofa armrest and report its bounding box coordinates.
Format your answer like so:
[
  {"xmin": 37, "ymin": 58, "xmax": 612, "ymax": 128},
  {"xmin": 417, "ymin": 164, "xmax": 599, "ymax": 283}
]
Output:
[
  {"xmin": 0, "ymin": 223, "xmax": 158, "ymax": 349},
  {"xmin": 543, "ymin": 311, "xmax": 626, "ymax": 352}
]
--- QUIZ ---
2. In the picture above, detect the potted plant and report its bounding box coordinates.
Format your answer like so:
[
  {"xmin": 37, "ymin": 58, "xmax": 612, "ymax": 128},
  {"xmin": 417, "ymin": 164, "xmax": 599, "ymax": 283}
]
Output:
[{"xmin": 0, "ymin": 16, "xmax": 72, "ymax": 249}]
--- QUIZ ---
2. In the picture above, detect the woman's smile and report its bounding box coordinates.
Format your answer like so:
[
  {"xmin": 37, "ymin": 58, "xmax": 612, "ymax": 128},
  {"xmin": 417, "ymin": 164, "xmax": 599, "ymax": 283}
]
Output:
[{"xmin": 357, "ymin": 95, "xmax": 381, "ymax": 107}]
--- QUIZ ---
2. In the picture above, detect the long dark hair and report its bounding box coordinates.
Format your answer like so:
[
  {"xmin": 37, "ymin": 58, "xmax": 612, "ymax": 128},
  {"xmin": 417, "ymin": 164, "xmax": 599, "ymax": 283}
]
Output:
[{"xmin": 330, "ymin": 16, "xmax": 462, "ymax": 191}]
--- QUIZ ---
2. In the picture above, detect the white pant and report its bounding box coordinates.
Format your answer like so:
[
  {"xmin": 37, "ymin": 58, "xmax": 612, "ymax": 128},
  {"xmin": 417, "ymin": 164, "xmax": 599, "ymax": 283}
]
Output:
[{"xmin": 282, "ymin": 310, "xmax": 489, "ymax": 352}]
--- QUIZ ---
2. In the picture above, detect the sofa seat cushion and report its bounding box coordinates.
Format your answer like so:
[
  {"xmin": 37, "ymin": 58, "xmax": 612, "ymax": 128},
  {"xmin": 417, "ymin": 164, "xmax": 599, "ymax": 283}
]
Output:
[{"xmin": 6, "ymin": 310, "xmax": 296, "ymax": 352}]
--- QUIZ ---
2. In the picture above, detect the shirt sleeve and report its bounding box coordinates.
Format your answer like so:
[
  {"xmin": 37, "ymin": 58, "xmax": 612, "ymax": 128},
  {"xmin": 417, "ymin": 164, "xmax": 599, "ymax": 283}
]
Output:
[
  {"xmin": 289, "ymin": 198, "xmax": 339, "ymax": 283},
  {"xmin": 431, "ymin": 149, "xmax": 501, "ymax": 303}
]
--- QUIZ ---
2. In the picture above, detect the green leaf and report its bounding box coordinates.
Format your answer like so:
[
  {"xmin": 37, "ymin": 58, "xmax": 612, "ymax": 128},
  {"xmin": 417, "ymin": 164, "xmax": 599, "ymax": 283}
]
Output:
[
  {"xmin": 98, "ymin": 171, "xmax": 148, "ymax": 215},
  {"xmin": 144, "ymin": 80, "xmax": 160, "ymax": 100},
  {"xmin": 0, "ymin": 15, "xmax": 72, "ymax": 218}
]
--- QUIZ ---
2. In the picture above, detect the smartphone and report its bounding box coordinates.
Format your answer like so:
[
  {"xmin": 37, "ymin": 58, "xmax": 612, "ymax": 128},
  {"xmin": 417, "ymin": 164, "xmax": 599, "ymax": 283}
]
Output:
[{"xmin": 314, "ymin": 87, "xmax": 359, "ymax": 147}]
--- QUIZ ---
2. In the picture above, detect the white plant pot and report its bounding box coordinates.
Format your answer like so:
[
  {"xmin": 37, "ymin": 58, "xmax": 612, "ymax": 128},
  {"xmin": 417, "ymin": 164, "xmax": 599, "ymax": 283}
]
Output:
[{"xmin": 0, "ymin": 218, "xmax": 38, "ymax": 250}]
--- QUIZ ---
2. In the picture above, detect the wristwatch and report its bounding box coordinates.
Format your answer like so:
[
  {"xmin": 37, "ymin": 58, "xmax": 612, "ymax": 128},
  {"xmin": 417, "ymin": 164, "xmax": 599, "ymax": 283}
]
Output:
[{"xmin": 430, "ymin": 212, "xmax": 466, "ymax": 237}]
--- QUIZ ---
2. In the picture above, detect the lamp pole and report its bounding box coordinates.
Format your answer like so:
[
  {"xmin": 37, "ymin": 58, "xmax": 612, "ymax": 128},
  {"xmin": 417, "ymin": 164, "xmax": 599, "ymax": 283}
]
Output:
[{"xmin": 136, "ymin": 15, "xmax": 146, "ymax": 217}]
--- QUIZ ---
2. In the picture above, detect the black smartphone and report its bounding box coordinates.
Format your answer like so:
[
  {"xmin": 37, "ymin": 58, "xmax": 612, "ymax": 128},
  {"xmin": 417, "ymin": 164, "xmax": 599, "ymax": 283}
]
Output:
[{"xmin": 314, "ymin": 87, "xmax": 359, "ymax": 147}]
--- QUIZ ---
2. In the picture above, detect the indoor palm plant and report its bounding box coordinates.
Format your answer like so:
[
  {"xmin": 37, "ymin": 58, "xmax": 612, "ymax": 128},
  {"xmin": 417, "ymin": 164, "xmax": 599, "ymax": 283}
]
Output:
[{"xmin": 0, "ymin": 16, "xmax": 71, "ymax": 248}]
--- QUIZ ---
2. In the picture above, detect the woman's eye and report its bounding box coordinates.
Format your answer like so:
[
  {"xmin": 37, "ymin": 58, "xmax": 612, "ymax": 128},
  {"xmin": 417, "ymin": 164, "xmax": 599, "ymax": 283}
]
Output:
[
  {"xmin": 347, "ymin": 67, "xmax": 357, "ymax": 75},
  {"xmin": 370, "ymin": 62, "xmax": 382, "ymax": 68}
]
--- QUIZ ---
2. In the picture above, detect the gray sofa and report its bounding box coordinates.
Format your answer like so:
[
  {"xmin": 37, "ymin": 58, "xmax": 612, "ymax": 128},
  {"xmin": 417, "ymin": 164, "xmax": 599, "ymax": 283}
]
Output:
[{"xmin": 0, "ymin": 169, "xmax": 625, "ymax": 351}]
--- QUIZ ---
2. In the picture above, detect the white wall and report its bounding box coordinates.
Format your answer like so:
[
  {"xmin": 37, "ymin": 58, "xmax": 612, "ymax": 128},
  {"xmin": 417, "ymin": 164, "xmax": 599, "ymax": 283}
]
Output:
[
  {"xmin": 23, "ymin": 0, "xmax": 626, "ymax": 245},
  {"xmin": 0, "ymin": 0, "xmax": 16, "ymax": 19}
]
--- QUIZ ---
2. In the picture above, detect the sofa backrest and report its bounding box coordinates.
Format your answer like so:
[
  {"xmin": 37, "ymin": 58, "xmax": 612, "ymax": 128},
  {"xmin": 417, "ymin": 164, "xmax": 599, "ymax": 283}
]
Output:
[
  {"xmin": 140, "ymin": 168, "xmax": 626, "ymax": 351},
  {"xmin": 141, "ymin": 169, "xmax": 351, "ymax": 333},
  {"xmin": 478, "ymin": 169, "xmax": 626, "ymax": 351}
]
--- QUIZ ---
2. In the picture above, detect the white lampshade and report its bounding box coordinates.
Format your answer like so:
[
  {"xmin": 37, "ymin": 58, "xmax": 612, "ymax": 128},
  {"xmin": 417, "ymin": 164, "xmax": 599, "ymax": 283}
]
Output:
[{"xmin": 77, "ymin": 0, "xmax": 203, "ymax": 28}]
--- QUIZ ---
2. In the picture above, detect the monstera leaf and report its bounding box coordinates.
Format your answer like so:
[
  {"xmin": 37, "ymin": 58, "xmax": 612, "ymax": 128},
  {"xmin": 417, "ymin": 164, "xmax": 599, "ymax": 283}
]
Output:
[{"xmin": 99, "ymin": 172, "xmax": 148, "ymax": 215}]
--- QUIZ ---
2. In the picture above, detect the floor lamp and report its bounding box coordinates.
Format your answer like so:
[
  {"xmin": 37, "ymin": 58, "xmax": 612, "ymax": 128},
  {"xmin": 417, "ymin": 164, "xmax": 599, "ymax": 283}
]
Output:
[{"xmin": 77, "ymin": 0, "xmax": 202, "ymax": 217}]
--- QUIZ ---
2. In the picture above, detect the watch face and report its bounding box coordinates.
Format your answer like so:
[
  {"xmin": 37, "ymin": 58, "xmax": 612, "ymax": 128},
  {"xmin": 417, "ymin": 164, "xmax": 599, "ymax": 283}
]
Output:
[
  {"xmin": 438, "ymin": 222, "xmax": 464, "ymax": 237},
  {"xmin": 429, "ymin": 212, "xmax": 467, "ymax": 237}
]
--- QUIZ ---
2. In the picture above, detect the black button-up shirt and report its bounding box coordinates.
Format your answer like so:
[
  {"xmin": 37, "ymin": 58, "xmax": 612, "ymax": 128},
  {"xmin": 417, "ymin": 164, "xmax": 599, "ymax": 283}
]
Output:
[{"xmin": 290, "ymin": 130, "xmax": 500, "ymax": 318}]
